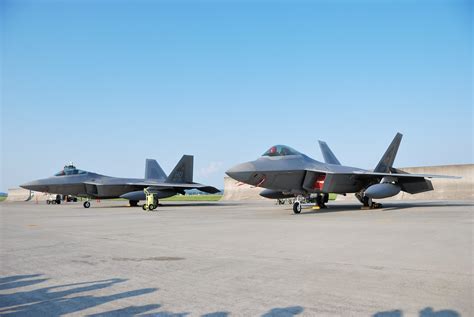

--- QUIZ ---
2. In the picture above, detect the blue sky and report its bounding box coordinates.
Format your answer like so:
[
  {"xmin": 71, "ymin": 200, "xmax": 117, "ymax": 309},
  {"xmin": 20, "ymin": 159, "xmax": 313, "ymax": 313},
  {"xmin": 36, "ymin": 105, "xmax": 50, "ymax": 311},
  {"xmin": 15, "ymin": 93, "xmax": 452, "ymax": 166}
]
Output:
[{"xmin": 1, "ymin": 0, "xmax": 472, "ymax": 191}]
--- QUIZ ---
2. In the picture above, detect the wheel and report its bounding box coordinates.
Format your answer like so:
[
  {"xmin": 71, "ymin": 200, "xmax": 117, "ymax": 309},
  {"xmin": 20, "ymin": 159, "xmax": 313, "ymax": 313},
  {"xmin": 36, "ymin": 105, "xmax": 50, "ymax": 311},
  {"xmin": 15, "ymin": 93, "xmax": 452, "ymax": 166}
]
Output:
[
  {"xmin": 293, "ymin": 201, "xmax": 302, "ymax": 214},
  {"xmin": 83, "ymin": 201, "xmax": 91, "ymax": 208},
  {"xmin": 129, "ymin": 200, "xmax": 139, "ymax": 207},
  {"xmin": 372, "ymin": 202, "xmax": 383, "ymax": 209},
  {"xmin": 362, "ymin": 196, "xmax": 370, "ymax": 207},
  {"xmin": 56, "ymin": 200, "xmax": 61, "ymax": 205},
  {"xmin": 316, "ymin": 195, "xmax": 322, "ymax": 206},
  {"xmin": 148, "ymin": 204, "xmax": 155, "ymax": 211},
  {"xmin": 142, "ymin": 205, "xmax": 147, "ymax": 211},
  {"xmin": 46, "ymin": 200, "xmax": 51, "ymax": 205}
]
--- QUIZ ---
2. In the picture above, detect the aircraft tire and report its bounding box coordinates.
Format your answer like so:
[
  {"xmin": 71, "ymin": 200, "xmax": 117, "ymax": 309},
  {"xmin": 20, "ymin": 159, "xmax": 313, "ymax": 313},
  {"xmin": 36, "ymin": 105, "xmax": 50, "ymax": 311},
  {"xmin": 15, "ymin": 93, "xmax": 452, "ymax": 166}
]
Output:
[
  {"xmin": 316, "ymin": 195, "xmax": 322, "ymax": 206},
  {"xmin": 362, "ymin": 196, "xmax": 370, "ymax": 207},
  {"xmin": 293, "ymin": 202, "xmax": 302, "ymax": 214},
  {"xmin": 149, "ymin": 204, "xmax": 155, "ymax": 211},
  {"xmin": 83, "ymin": 201, "xmax": 91, "ymax": 208}
]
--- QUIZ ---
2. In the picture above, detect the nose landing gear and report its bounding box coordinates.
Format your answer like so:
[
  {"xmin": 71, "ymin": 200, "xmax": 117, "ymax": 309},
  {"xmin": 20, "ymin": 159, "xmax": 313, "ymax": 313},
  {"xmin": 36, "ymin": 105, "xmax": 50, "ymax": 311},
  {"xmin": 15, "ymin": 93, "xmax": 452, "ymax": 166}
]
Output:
[
  {"xmin": 292, "ymin": 193, "xmax": 330, "ymax": 214},
  {"xmin": 293, "ymin": 200, "xmax": 302, "ymax": 214}
]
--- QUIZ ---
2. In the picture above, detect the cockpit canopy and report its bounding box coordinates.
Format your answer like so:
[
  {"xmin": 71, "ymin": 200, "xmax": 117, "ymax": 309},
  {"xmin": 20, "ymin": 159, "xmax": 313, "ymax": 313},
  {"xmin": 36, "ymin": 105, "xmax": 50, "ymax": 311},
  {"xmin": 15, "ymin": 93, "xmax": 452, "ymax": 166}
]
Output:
[
  {"xmin": 262, "ymin": 145, "xmax": 301, "ymax": 157},
  {"xmin": 54, "ymin": 163, "xmax": 87, "ymax": 176}
]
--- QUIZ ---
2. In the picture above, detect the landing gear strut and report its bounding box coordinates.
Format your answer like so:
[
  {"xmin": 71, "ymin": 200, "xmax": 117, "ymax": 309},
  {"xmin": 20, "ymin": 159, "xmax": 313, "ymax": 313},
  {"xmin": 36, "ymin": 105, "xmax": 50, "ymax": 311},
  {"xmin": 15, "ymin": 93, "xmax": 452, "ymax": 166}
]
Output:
[
  {"xmin": 316, "ymin": 193, "xmax": 329, "ymax": 209},
  {"xmin": 355, "ymin": 192, "xmax": 383, "ymax": 210},
  {"xmin": 129, "ymin": 200, "xmax": 139, "ymax": 207}
]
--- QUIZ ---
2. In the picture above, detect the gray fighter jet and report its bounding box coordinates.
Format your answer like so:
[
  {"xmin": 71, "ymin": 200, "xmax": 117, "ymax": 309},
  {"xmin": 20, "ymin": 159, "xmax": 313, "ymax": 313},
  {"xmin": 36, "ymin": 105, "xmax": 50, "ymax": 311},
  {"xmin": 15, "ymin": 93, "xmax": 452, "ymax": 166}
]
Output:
[
  {"xmin": 21, "ymin": 155, "xmax": 219, "ymax": 208},
  {"xmin": 226, "ymin": 133, "xmax": 459, "ymax": 213}
]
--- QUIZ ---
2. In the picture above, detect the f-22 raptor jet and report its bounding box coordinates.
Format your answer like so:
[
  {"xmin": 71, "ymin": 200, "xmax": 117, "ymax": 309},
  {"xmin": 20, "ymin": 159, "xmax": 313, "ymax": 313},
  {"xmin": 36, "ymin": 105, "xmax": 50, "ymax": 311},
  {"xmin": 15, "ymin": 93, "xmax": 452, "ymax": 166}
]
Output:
[
  {"xmin": 21, "ymin": 155, "xmax": 219, "ymax": 208},
  {"xmin": 226, "ymin": 133, "xmax": 459, "ymax": 213}
]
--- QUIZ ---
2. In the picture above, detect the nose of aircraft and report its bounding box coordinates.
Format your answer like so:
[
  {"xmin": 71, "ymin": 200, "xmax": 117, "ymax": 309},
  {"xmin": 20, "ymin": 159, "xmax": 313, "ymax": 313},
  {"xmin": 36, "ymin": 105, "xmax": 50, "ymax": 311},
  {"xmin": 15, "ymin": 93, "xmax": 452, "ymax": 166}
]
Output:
[
  {"xmin": 225, "ymin": 162, "xmax": 256, "ymax": 182},
  {"xmin": 20, "ymin": 180, "xmax": 47, "ymax": 192}
]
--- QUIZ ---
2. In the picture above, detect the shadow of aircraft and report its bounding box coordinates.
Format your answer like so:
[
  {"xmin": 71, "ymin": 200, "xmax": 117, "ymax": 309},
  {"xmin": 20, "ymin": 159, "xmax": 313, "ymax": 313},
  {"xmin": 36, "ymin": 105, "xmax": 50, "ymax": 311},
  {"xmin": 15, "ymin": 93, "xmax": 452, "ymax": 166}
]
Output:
[
  {"xmin": 295, "ymin": 201, "xmax": 473, "ymax": 215},
  {"xmin": 90, "ymin": 202, "xmax": 239, "ymax": 209},
  {"xmin": 157, "ymin": 202, "xmax": 229, "ymax": 208}
]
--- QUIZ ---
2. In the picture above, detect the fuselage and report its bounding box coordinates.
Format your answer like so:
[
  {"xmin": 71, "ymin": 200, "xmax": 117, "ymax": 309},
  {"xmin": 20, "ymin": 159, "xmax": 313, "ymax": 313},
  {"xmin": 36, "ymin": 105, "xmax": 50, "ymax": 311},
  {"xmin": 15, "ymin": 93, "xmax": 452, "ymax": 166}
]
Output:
[
  {"xmin": 20, "ymin": 173, "xmax": 172, "ymax": 199},
  {"xmin": 226, "ymin": 150, "xmax": 369, "ymax": 195}
]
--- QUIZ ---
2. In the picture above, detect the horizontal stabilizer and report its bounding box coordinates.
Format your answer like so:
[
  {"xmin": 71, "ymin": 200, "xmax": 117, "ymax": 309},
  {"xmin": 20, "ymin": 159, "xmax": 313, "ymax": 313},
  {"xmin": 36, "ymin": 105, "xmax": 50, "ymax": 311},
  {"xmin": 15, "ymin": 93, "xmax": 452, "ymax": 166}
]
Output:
[
  {"xmin": 318, "ymin": 141, "xmax": 341, "ymax": 165},
  {"xmin": 353, "ymin": 171, "xmax": 461, "ymax": 179},
  {"xmin": 146, "ymin": 184, "xmax": 220, "ymax": 194},
  {"xmin": 192, "ymin": 186, "xmax": 220, "ymax": 194}
]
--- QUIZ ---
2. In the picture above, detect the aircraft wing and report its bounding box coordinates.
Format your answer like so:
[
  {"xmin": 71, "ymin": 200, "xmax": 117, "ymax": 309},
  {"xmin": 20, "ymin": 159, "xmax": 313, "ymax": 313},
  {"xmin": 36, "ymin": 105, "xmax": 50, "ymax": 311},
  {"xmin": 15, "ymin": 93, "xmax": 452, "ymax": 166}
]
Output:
[
  {"xmin": 301, "ymin": 167, "xmax": 460, "ymax": 195},
  {"xmin": 126, "ymin": 181, "xmax": 220, "ymax": 194},
  {"xmin": 352, "ymin": 171, "xmax": 461, "ymax": 179}
]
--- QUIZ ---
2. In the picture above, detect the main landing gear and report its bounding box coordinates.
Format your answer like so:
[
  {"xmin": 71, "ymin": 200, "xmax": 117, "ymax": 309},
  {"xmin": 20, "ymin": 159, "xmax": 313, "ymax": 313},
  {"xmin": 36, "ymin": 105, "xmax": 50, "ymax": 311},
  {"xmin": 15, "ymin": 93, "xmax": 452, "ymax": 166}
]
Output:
[
  {"xmin": 316, "ymin": 193, "xmax": 329, "ymax": 209},
  {"xmin": 355, "ymin": 192, "xmax": 383, "ymax": 210}
]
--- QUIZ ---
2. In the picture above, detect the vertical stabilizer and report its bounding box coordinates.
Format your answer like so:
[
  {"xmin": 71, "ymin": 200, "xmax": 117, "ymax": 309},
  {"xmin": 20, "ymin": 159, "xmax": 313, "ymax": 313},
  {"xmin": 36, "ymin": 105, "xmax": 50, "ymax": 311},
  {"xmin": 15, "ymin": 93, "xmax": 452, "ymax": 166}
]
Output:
[
  {"xmin": 318, "ymin": 141, "xmax": 341, "ymax": 165},
  {"xmin": 374, "ymin": 133, "xmax": 403, "ymax": 173},
  {"xmin": 145, "ymin": 159, "xmax": 167, "ymax": 180},
  {"xmin": 166, "ymin": 155, "xmax": 194, "ymax": 183}
]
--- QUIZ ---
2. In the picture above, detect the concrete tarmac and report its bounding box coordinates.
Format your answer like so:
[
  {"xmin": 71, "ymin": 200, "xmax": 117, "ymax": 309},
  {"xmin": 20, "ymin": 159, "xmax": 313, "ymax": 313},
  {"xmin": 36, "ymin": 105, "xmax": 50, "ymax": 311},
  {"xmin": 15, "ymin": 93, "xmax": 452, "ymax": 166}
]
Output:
[{"xmin": 0, "ymin": 200, "xmax": 472, "ymax": 316}]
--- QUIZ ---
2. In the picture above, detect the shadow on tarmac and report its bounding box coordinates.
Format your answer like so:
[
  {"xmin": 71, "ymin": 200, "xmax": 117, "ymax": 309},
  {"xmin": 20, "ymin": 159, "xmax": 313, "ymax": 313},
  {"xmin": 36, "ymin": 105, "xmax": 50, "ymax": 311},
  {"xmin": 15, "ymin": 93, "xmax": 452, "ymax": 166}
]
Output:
[
  {"xmin": 87, "ymin": 202, "xmax": 241, "ymax": 209},
  {"xmin": 0, "ymin": 274, "xmax": 305, "ymax": 317},
  {"xmin": 295, "ymin": 201, "xmax": 474, "ymax": 215},
  {"xmin": 373, "ymin": 307, "xmax": 460, "ymax": 317},
  {"xmin": 0, "ymin": 275, "xmax": 460, "ymax": 316},
  {"xmin": 157, "ymin": 202, "xmax": 242, "ymax": 208},
  {"xmin": 0, "ymin": 275, "xmax": 158, "ymax": 316}
]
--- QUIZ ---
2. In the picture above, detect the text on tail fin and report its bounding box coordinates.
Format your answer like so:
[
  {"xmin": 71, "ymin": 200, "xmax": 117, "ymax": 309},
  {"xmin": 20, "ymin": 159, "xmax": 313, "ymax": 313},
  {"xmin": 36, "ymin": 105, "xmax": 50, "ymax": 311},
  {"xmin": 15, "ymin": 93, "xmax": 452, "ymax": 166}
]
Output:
[{"xmin": 166, "ymin": 155, "xmax": 194, "ymax": 183}]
